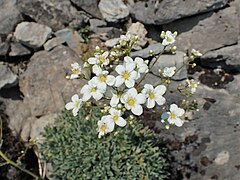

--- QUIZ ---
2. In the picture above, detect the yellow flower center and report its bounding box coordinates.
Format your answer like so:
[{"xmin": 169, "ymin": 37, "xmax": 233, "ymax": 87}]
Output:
[
  {"xmin": 101, "ymin": 124, "xmax": 107, "ymax": 131},
  {"xmin": 127, "ymin": 98, "xmax": 135, "ymax": 106},
  {"xmin": 123, "ymin": 72, "xmax": 130, "ymax": 79},
  {"xmin": 72, "ymin": 69, "xmax": 80, "ymax": 74},
  {"xmin": 75, "ymin": 101, "xmax": 80, "ymax": 108},
  {"xmin": 113, "ymin": 115, "xmax": 118, "ymax": 121},
  {"xmin": 99, "ymin": 56, "xmax": 105, "ymax": 63},
  {"xmin": 170, "ymin": 113, "xmax": 176, "ymax": 119},
  {"xmin": 91, "ymin": 87, "xmax": 97, "ymax": 92},
  {"xmin": 149, "ymin": 92, "xmax": 155, "ymax": 99},
  {"xmin": 99, "ymin": 74, "xmax": 106, "ymax": 82},
  {"xmin": 166, "ymin": 36, "xmax": 172, "ymax": 42}
]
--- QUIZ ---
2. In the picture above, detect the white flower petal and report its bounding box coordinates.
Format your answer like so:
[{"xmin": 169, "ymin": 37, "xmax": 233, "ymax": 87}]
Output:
[
  {"xmin": 116, "ymin": 117, "xmax": 126, "ymax": 127},
  {"xmin": 65, "ymin": 102, "xmax": 74, "ymax": 110},
  {"xmin": 130, "ymin": 70, "xmax": 138, "ymax": 80},
  {"xmin": 92, "ymin": 65, "xmax": 102, "ymax": 75},
  {"xmin": 170, "ymin": 104, "xmax": 178, "ymax": 112},
  {"xmin": 82, "ymin": 93, "xmax": 91, "ymax": 101},
  {"xmin": 146, "ymin": 98, "xmax": 155, "ymax": 108},
  {"xmin": 102, "ymin": 51, "xmax": 109, "ymax": 58},
  {"xmin": 72, "ymin": 108, "xmax": 79, "ymax": 116},
  {"xmin": 88, "ymin": 57, "xmax": 97, "ymax": 64},
  {"xmin": 124, "ymin": 56, "xmax": 134, "ymax": 64},
  {"xmin": 110, "ymin": 94, "xmax": 119, "ymax": 107},
  {"xmin": 70, "ymin": 74, "xmax": 79, "ymax": 79},
  {"xmin": 155, "ymin": 96, "xmax": 166, "ymax": 106},
  {"xmin": 115, "ymin": 65, "xmax": 125, "ymax": 75},
  {"xmin": 155, "ymin": 85, "xmax": 166, "ymax": 95},
  {"xmin": 125, "ymin": 62, "xmax": 136, "ymax": 72},
  {"xmin": 93, "ymin": 91, "xmax": 103, "ymax": 100},
  {"xmin": 125, "ymin": 79, "xmax": 135, "ymax": 88},
  {"xmin": 71, "ymin": 94, "xmax": 79, "ymax": 102},
  {"xmin": 131, "ymin": 104, "xmax": 143, "ymax": 116},
  {"xmin": 115, "ymin": 76, "xmax": 125, "ymax": 87},
  {"xmin": 176, "ymin": 108, "xmax": 185, "ymax": 117},
  {"xmin": 80, "ymin": 85, "xmax": 90, "ymax": 94},
  {"xmin": 136, "ymin": 93, "xmax": 146, "ymax": 104},
  {"xmin": 106, "ymin": 75, "xmax": 115, "ymax": 86}
]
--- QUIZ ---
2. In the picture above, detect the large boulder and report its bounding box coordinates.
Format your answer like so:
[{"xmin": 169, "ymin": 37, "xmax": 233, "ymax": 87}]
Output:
[
  {"xmin": 19, "ymin": 46, "xmax": 87, "ymax": 117},
  {"xmin": 14, "ymin": 22, "xmax": 52, "ymax": 50},
  {"xmin": 17, "ymin": 0, "xmax": 89, "ymax": 31},
  {"xmin": 163, "ymin": 7, "xmax": 239, "ymax": 53},
  {"xmin": 0, "ymin": 0, "xmax": 23, "ymax": 37},
  {"xmin": 131, "ymin": 0, "xmax": 228, "ymax": 25},
  {"xmin": 99, "ymin": 0, "xmax": 129, "ymax": 23}
]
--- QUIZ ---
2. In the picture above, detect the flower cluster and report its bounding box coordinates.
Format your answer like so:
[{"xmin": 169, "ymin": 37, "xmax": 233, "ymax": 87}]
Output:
[{"xmin": 65, "ymin": 31, "xmax": 200, "ymax": 138}]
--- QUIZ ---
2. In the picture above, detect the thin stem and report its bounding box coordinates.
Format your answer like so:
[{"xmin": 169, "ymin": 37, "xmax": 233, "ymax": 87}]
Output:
[
  {"xmin": 136, "ymin": 47, "xmax": 165, "ymax": 88},
  {"xmin": 0, "ymin": 150, "xmax": 41, "ymax": 179}
]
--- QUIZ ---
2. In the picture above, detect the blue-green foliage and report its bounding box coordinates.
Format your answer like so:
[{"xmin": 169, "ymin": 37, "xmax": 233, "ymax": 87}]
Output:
[{"xmin": 40, "ymin": 109, "xmax": 169, "ymax": 180}]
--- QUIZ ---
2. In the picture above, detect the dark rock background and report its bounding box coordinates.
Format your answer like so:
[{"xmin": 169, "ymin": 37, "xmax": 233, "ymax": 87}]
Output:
[{"xmin": 0, "ymin": 0, "xmax": 240, "ymax": 179}]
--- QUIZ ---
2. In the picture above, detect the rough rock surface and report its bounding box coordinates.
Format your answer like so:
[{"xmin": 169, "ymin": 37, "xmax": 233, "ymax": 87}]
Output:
[
  {"xmin": 0, "ymin": 42, "xmax": 10, "ymax": 57},
  {"xmin": 150, "ymin": 51, "xmax": 188, "ymax": 80},
  {"xmin": 19, "ymin": 46, "xmax": 87, "ymax": 117},
  {"xmin": 156, "ymin": 83, "xmax": 240, "ymax": 179},
  {"xmin": 0, "ymin": 63, "xmax": 18, "ymax": 89},
  {"xmin": 17, "ymin": 0, "xmax": 89, "ymax": 31},
  {"xmin": 131, "ymin": 0, "xmax": 228, "ymax": 25},
  {"xmin": 14, "ymin": 22, "xmax": 52, "ymax": 50},
  {"xmin": 163, "ymin": 7, "xmax": 239, "ymax": 53},
  {"xmin": 44, "ymin": 37, "xmax": 65, "ymax": 51},
  {"xmin": 99, "ymin": 0, "xmax": 129, "ymax": 23},
  {"xmin": 128, "ymin": 22, "xmax": 148, "ymax": 50},
  {"xmin": 0, "ymin": 0, "xmax": 23, "ymax": 37},
  {"xmin": 131, "ymin": 43, "xmax": 164, "ymax": 59},
  {"xmin": 200, "ymin": 43, "xmax": 240, "ymax": 72},
  {"xmin": 70, "ymin": 0, "xmax": 102, "ymax": 18},
  {"xmin": 9, "ymin": 42, "xmax": 31, "ymax": 57}
]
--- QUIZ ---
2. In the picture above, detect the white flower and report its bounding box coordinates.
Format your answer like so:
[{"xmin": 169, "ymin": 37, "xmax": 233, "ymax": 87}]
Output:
[
  {"xmin": 92, "ymin": 65, "xmax": 115, "ymax": 89},
  {"xmin": 186, "ymin": 79, "xmax": 199, "ymax": 93},
  {"xmin": 162, "ymin": 31, "xmax": 177, "ymax": 46},
  {"xmin": 166, "ymin": 104, "xmax": 185, "ymax": 127},
  {"xmin": 121, "ymin": 88, "xmax": 146, "ymax": 116},
  {"xmin": 191, "ymin": 49, "xmax": 202, "ymax": 57},
  {"xmin": 142, "ymin": 84, "xmax": 166, "ymax": 108},
  {"xmin": 80, "ymin": 78, "xmax": 105, "ymax": 101},
  {"xmin": 115, "ymin": 60, "xmax": 138, "ymax": 88},
  {"xmin": 65, "ymin": 94, "xmax": 82, "ymax": 116},
  {"xmin": 88, "ymin": 51, "xmax": 110, "ymax": 66},
  {"xmin": 119, "ymin": 31, "xmax": 131, "ymax": 46},
  {"xmin": 106, "ymin": 108, "xmax": 126, "ymax": 131},
  {"xmin": 124, "ymin": 56, "xmax": 148, "ymax": 79},
  {"xmin": 70, "ymin": 63, "xmax": 81, "ymax": 79},
  {"xmin": 97, "ymin": 116, "xmax": 114, "ymax": 138},
  {"xmin": 162, "ymin": 66, "xmax": 176, "ymax": 78}
]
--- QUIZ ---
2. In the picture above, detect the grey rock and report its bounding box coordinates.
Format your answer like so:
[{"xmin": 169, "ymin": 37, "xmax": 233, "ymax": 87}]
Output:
[
  {"xmin": 70, "ymin": 0, "xmax": 102, "ymax": 18},
  {"xmin": 0, "ymin": 42, "xmax": 10, "ymax": 57},
  {"xmin": 19, "ymin": 46, "xmax": 87, "ymax": 117},
  {"xmin": 17, "ymin": 0, "xmax": 89, "ymax": 31},
  {"xmin": 0, "ymin": 63, "xmax": 18, "ymax": 89},
  {"xmin": 131, "ymin": 0, "xmax": 228, "ymax": 25},
  {"xmin": 156, "ymin": 84, "xmax": 240, "ymax": 179},
  {"xmin": 14, "ymin": 22, "xmax": 52, "ymax": 50},
  {"xmin": 0, "ymin": 0, "xmax": 23, "ymax": 36},
  {"xmin": 21, "ymin": 113, "xmax": 58, "ymax": 142},
  {"xmin": 90, "ymin": 18, "xmax": 107, "ymax": 33},
  {"xmin": 128, "ymin": 22, "xmax": 148, "ymax": 50},
  {"xmin": 200, "ymin": 44, "xmax": 240, "ymax": 72},
  {"xmin": 105, "ymin": 38, "xmax": 119, "ymax": 48},
  {"xmin": 55, "ymin": 28, "xmax": 84, "ymax": 54},
  {"xmin": 44, "ymin": 37, "xmax": 65, "ymax": 51},
  {"xmin": 150, "ymin": 51, "xmax": 187, "ymax": 80},
  {"xmin": 131, "ymin": 43, "xmax": 164, "ymax": 59},
  {"xmin": 92, "ymin": 27, "xmax": 122, "ymax": 41},
  {"xmin": 9, "ymin": 43, "xmax": 31, "ymax": 57},
  {"xmin": 99, "ymin": 0, "xmax": 129, "ymax": 23},
  {"xmin": 163, "ymin": 7, "xmax": 239, "ymax": 53}
]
